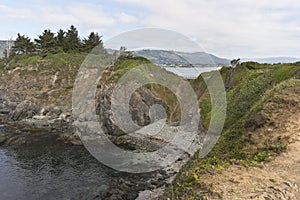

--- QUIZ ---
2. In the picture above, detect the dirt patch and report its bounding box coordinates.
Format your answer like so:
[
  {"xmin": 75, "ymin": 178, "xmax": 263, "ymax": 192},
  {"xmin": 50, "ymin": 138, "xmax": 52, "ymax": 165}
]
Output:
[{"xmin": 204, "ymin": 86, "xmax": 300, "ymax": 200}]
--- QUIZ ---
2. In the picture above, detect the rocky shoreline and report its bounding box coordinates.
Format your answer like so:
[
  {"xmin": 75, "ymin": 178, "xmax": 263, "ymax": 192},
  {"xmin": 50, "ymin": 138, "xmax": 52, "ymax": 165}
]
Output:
[
  {"xmin": 0, "ymin": 59, "xmax": 200, "ymax": 199},
  {"xmin": 0, "ymin": 94, "xmax": 80, "ymax": 144},
  {"xmin": 0, "ymin": 96, "xmax": 195, "ymax": 200}
]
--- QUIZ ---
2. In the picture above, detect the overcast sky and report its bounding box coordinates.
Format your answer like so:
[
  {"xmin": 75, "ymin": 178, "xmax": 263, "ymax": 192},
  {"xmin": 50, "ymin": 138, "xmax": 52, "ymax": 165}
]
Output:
[{"xmin": 0, "ymin": 0, "xmax": 299, "ymax": 58}]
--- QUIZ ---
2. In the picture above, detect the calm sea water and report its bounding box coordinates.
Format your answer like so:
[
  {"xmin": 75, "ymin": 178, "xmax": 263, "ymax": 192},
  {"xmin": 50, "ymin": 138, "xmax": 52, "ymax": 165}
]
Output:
[
  {"xmin": 0, "ymin": 126, "xmax": 131, "ymax": 200},
  {"xmin": 163, "ymin": 67, "xmax": 219, "ymax": 79}
]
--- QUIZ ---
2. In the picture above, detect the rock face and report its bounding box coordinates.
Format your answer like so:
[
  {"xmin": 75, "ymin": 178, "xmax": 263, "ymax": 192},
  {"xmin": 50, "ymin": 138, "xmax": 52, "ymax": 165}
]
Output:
[
  {"xmin": 0, "ymin": 70, "xmax": 169, "ymax": 151},
  {"xmin": 0, "ymin": 58, "xmax": 174, "ymax": 150},
  {"xmin": 10, "ymin": 100, "xmax": 38, "ymax": 121},
  {"xmin": 96, "ymin": 82, "xmax": 166, "ymax": 137},
  {"xmin": 0, "ymin": 93, "xmax": 74, "ymax": 133},
  {"xmin": 0, "ymin": 65, "xmax": 77, "ymax": 143}
]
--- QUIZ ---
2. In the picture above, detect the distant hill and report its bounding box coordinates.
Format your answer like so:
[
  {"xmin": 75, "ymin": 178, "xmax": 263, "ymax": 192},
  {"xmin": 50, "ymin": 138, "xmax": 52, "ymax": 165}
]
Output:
[
  {"xmin": 241, "ymin": 57, "xmax": 300, "ymax": 64},
  {"xmin": 133, "ymin": 50, "xmax": 230, "ymax": 66}
]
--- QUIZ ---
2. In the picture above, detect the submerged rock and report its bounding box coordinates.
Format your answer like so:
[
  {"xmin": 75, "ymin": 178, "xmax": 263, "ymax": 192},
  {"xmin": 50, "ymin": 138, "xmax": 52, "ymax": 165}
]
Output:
[
  {"xmin": 0, "ymin": 135, "xmax": 7, "ymax": 144},
  {"xmin": 6, "ymin": 136, "xmax": 18, "ymax": 145}
]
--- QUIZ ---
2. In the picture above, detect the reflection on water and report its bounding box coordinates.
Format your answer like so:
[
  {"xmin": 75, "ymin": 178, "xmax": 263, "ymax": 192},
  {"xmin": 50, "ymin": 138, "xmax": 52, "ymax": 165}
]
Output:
[{"xmin": 0, "ymin": 127, "xmax": 117, "ymax": 200}]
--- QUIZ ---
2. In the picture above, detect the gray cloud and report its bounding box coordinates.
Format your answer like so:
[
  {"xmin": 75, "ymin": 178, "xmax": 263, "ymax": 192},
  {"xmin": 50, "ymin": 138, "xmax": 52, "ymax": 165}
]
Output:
[
  {"xmin": 117, "ymin": 0, "xmax": 300, "ymax": 58},
  {"xmin": 1, "ymin": 0, "xmax": 299, "ymax": 57},
  {"xmin": 0, "ymin": 2, "xmax": 130, "ymax": 39}
]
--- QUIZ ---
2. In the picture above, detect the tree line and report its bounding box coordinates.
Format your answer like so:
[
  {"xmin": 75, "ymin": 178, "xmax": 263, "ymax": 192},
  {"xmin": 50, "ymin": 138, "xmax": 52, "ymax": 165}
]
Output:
[{"xmin": 6, "ymin": 25, "xmax": 105, "ymax": 58}]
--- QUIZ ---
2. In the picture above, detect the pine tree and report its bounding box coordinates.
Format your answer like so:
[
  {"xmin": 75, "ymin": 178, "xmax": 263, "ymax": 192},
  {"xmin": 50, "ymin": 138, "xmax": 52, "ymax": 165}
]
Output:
[
  {"xmin": 11, "ymin": 33, "xmax": 36, "ymax": 55},
  {"xmin": 56, "ymin": 29, "xmax": 66, "ymax": 52},
  {"xmin": 82, "ymin": 32, "xmax": 105, "ymax": 54},
  {"xmin": 65, "ymin": 25, "xmax": 81, "ymax": 53},
  {"xmin": 35, "ymin": 29, "xmax": 58, "ymax": 55}
]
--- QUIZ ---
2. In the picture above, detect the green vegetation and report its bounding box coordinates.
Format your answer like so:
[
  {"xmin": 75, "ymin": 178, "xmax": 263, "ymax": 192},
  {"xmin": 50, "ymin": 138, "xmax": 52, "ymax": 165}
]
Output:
[
  {"xmin": 35, "ymin": 29, "xmax": 59, "ymax": 55},
  {"xmin": 104, "ymin": 55, "xmax": 152, "ymax": 82},
  {"xmin": 3, "ymin": 52, "xmax": 86, "ymax": 72},
  {"xmin": 11, "ymin": 33, "xmax": 36, "ymax": 55},
  {"xmin": 0, "ymin": 27, "xmax": 107, "ymax": 76},
  {"xmin": 160, "ymin": 62, "xmax": 300, "ymax": 199},
  {"xmin": 2, "ymin": 25, "xmax": 105, "ymax": 69}
]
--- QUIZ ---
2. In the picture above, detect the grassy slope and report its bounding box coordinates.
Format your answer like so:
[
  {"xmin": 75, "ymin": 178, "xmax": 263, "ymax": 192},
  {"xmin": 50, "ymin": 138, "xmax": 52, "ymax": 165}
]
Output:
[{"xmin": 160, "ymin": 62, "xmax": 300, "ymax": 199}]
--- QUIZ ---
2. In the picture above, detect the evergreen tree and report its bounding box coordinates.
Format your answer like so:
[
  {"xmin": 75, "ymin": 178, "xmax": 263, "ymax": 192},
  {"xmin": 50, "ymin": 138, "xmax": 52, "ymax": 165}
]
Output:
[
  {"xmin": 56, "ymin": 29, "xmax": 66, "ymax": 51},
  {"xmin": 82, "ymin": 32, "xmax": 105, "ymax": 54},
  {"xmin": 35, "ymin": 29, "xmax": 58, "ymax": 55},
  {"xmin": 11, "ymin": 33, "xmax": 36, "ymax": 55},
  {"xmin": 65, "ymin": 25, "xmax": 81, "ymax": 52}
]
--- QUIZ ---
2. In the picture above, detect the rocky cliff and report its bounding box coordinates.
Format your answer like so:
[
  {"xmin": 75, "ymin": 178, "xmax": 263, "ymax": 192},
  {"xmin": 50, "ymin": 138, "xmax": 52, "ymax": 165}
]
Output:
[
  {"xmin": 0, "ymin": 54, "xmax": 79, "ymax": 143},
  {"xmin": 1, "ymin": 53, "xmax": 299, "ymax": 199},
  {"xmin": 0, "ymin": 53, "xmax": 172, "ymax": 148}
]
